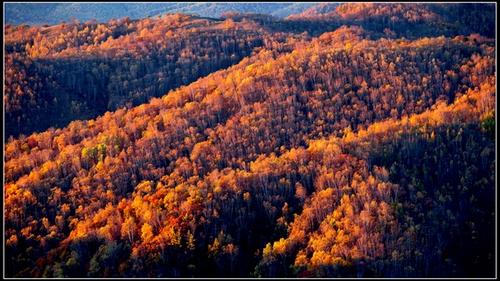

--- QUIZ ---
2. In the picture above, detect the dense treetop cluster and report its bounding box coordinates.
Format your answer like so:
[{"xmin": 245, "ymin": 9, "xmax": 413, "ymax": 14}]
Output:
[{"xmin": 4, "ymin": 3, "xmax": 496, "ymax": 278}]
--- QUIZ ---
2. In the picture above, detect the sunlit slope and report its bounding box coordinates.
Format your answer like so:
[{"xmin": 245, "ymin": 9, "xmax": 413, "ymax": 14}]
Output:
[
  {"xmin": 5, "ymin": 2, "xmax": 495, "ymax": 141},
  {"xmin": 4, "ymin": 26, "xmax": 495, "ymax": 277},
  {"xmin": 4, "ymin": 14, "xmax": 269, "ymax": 140}
]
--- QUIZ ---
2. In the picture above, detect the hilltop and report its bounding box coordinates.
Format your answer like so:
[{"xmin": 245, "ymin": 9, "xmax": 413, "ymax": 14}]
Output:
[{"xmin": 287, "ymin": 3, "xmax": 495, "ymax": 38}]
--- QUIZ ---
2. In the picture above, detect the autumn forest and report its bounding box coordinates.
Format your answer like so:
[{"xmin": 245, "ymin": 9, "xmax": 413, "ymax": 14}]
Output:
[{"xmin": 3, "ymin": 3, "xmax": 496, "ymax": 278}]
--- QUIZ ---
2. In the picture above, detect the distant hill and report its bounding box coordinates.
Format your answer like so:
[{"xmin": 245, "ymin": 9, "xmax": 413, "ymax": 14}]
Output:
[
  {"xmin": 4, "ymin": 2, "xmax": 321, "ymax": 27},
  {"xmin": 286, "ymin": 2, "xmax": 342, "ymax": 18}
]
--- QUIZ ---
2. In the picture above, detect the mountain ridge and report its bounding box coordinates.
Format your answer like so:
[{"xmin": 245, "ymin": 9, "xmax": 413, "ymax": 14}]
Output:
[{"xmin": 4, "ymin": 2, "xmax": 321, "ymax": 27}]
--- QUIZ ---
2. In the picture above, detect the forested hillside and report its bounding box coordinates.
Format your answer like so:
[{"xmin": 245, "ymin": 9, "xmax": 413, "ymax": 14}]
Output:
[
  {"xmin": 4, "ymin": 13, "xmax": 280, "ymax": 140},
  {"xmin": 4, "ymin": 3, "xmax": 495, "ymax": 141},
  {"xmin": 3, "ymin": 3, "xmax": 496, "ymax": 278},
  {"xmin": 288, "ymin": 3, "xmax": 495, "ymax": 39}
]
